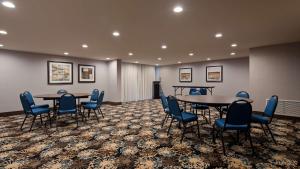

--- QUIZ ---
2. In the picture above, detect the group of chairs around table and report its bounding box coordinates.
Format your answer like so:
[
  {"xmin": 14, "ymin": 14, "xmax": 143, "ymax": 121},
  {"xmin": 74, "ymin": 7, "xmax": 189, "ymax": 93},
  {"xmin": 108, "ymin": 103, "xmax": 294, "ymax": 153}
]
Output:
[
  {"xmin": 19, "ymin": 89, "xmax": 105, "ymax": 131},
  {"xmin": 160, "ymin": 89, "xmax": 278, "ymax": 155}
]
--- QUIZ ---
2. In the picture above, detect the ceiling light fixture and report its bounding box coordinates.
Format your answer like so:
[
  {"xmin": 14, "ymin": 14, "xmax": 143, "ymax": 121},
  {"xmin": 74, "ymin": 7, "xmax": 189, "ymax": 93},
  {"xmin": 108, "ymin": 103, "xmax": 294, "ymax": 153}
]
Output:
[
  {"xmin": 231, "ymin": 43, "xmax": 237, "ymax": 47},
  {"xmin": 173, "ymin": 6, "xmax": 183, "ymax": 13},
  {"xmin": 230, "ymin": 52, "xmax": 236, "ymax": 56},
  {"xmin": 135, "ymin": 61, "xmax": 139, "ymax": 63},
  {"xmin": 82, "ymin": 44, "xmax": 88, "ymax": 48},
  {"xmin": 112, "ymin": 31, "xmax": 120, "ymax": 37},
  {"xmin": 215, "ymin": 33, "xmax": 223, "ymax": 38},
  {"xmin": 189, "ymin": 52, "xmax": 194, "ymax": 56},
  {"xmin": 64, "ymin": 52, "xmax": 69, "ymax": 55},
  {"xmin": 2, "ymin": 1, "xmax": 15, "ymax": 8},
  {"xmin": 161, "ymin": 45, "xmax": 167, "ymax": 49},
  {"xmin": 157, "ymin": 57, "xmax": 162, "ymax": 61},
  {"xmin": 106, "ymin": 57, "xmax": 111, "ymax": 60},
  {"xmin": 0, "ymin": 30, "xmax": 8, "ymax": 35},
  {"xmin": 177, "ymin": 61, "xmax": 182, "ymax": 64},
  {"xmin": 128, "ymin": 52, "xmax": 133, "ymax": 56},
  {"xmin": 207, "ymin": 58, "xmax": 211, "ymax": 61},
  {"xmin": 155, "ymin": 64, "xmax": 159, "ymax": 66},
  {"xmin": 0, "ymin": 44, "xmax": 3, "ymax": 47}
]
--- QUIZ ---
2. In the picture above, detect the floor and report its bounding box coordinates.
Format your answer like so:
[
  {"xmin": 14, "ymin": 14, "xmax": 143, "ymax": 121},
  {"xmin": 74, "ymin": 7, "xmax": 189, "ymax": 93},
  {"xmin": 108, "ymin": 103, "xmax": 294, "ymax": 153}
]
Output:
[{"xmin": 0, "ymin": 100, "xmax": 299, "ymax": 169}]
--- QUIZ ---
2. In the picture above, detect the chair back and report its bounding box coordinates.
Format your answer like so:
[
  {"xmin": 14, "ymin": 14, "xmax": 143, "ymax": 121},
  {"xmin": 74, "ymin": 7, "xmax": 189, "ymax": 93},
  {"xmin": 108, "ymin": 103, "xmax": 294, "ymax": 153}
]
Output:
[
  {"xmin": 189, "ymin": 88, "xmax": 199, "ymax": 95},
  {"xmin": 57, "ymin": 89, "xmax": 68, "ymax": 94},
  {"xmin": 90, "ymin": 89, "xmax": 100, "ymax": 102},
  {"xmin": 167, "ymin": 96, "xmax": 182, "ymax": 117},
  {"xmin": 23, "ymin": 91, "xmax": 35, "ymax": 107},
  {"xmin": 97, "ymin": 91, "xmax": 104, "ymax": 106},
  {"xmin": 264, "ymin": 95, "xmax": 278, "ymax": 118},
  {"xmin": 199, "ymin": 88, "xmax": 207, "ymax": 95},
  {"xmin": 160, "ymin": 93, "xmax": 168, "ymax": 110},
  {"xmin": 225, "ymin": 100, "xmax": 252, "ymax": 126},
  {"xmin": 20, "ymin": 93, "xmax": 31, "ymax": 114},
  {"xmin": 236, "ymin": 91, "xmax": 250, "ymax": 99},
  {"xmin": 58, "ymin": 93, "xmax": 76, "ymax": 111}
]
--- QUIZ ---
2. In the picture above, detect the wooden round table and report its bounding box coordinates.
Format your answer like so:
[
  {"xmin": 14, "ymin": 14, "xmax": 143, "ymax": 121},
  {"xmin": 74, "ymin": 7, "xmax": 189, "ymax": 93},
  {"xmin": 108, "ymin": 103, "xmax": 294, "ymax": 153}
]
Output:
[{"xmin": 176, "ymin": 95, "xmax": 253, "ymax": 118}]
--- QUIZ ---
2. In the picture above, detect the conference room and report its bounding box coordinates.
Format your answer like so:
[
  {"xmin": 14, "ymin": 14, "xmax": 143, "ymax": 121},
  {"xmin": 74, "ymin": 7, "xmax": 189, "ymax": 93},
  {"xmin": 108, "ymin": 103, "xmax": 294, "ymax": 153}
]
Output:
[{"xmin": 0, "ymin": 0, "xmax": 299, "ymax": 168}]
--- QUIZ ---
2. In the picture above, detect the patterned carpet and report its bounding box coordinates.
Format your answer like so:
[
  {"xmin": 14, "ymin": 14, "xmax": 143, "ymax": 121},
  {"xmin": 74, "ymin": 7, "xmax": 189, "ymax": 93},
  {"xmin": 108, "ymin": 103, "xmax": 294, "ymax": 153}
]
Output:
[{"xmin": 0, "ymin": 100, "xmax": 299, "ymax": 169}]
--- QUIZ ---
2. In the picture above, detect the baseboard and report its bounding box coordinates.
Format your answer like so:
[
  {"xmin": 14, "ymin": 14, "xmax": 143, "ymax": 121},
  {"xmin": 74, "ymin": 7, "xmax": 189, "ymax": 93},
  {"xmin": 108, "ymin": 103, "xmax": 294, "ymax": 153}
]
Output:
[
  {"xmin": 0, "ymin": 111, "xmax": 23, "ymax": 117},
  {"xmin": 103, "ymin": 101, "xmax": 122, "ymax": 105}
]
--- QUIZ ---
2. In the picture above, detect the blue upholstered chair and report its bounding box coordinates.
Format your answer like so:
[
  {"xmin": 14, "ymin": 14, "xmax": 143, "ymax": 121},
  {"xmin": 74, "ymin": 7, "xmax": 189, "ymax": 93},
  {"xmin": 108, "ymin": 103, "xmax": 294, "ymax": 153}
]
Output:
[
  {"xmin": 23, "ymin": 91, "xmax": 49, "ymax": 109},
  {"xmin": 189, "ymin": 88, "xmax": 199, "ymax": 95},
  {"xmin": 83, "ymin": 91, "xmax": 105, "ymax": 122},
  {"xmin": 160, "ymin": 93, "xmax": 171, "ymax": 127},
  {"xmin": 251, "ymin": 95, "xmax": 278, "ymax": 143},
  {"xmin": 56, "ymin": 93, "xmax": 78, "ymax": 127},
  {"xmin": 19, "ymin": 93, "xmax": 51, "ymax": 131},
  {"xmin": 189, "ymin": 88, "xmax": 211, "ymax": 123},
  {"xmin": 81, "ymin": 89, "xmax": 99, "ymax": 105},
  {"xmin": 56, "ymin": 89, "xmax": 68, "ymax": 107},
  {"xmin": 167, "ymin": 96, "xmax": 200, "ymax": 142},
  {"xmin": 213, "ymin": 100, "xmax": 254, "ymax": 155},
  {"xmin": 236, "ymin": 91, "xmax": 250, "ymax": 99}
]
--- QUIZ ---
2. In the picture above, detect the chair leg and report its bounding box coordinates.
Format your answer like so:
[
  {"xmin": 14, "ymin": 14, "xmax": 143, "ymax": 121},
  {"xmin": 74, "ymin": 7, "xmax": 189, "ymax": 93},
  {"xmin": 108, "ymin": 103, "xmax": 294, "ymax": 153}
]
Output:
[
  {"xmin": 181, "ymin": 123, "xmax": 186, "ymax": 143},
  {"xmin": 98, "ymin": 108, "xmax": 104, "ymax": 118},
  {"xmin": 75, "ymin": 112, "xmax": 79, "ymax": 127},
  {"xmin": 196, "ymin": 120, "xmax": 200, "ymax": 138},
  {"xmin": 208, "ymin": 108, "xmax": 211, "ymax": 124},
  {"xmin": 20, "ymin": 115, "xmax": 28, "ymax": 130},
  {"xmin": 88, "ymin": 110, "xmax": 91, "ymax": 118},
  {"xmin": 167, "ymin": 118, "xmax": 174, "ymax": 135},
  {"xmin": 47, "ymin": 112, "xmax": 52, "ymax": 127},
  {"xmin": 212, "ymin": 124, "xmax": 216, "ymax": 143},
  {"xmin": 30, "ymin": 115, "xmax": 36, "ymax": 131},
  {"xmin": 161, "ymin": 113, "xmax": 168, "ymax": 127},
  {"xmin": 266, "ymin": 124, "xmax": 276, "ymax": 144},
  {"xmin": 260, "ymin": 123, "xmax": 268, "ymax": 136},
  {"xmin": 93, "ymin": 109, "xmax": 99, "ymax": 122},
  {"xmin": 247, "ymin": 131, "xmax": 255, "ymax": 155},
  {"xmin": 220, "ymin": 130, "xmax": 226, "ymax": 155},
  {"xmin": 39, "ymin": 114, "xmax": 43, "ymax": 125}
]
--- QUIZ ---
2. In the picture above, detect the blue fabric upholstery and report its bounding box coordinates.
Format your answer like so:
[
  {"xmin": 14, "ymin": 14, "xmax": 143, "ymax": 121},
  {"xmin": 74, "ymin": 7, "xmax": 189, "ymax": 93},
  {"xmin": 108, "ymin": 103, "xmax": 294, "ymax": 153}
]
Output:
[
  {"xmin": 174, "ymin": 112, "xmax": 198, "ymax": 122},
  {"xmin": 189, "ymin": 88, "xmax": 200, "ymax": 95},
  {"xmin": 236, "ymin": 91, "xmax": 250, "ymax": 99},
  {"xmin": 57, "ymin": 94, "xmax": 77, "ymax": 115},
  {"xmin": 216, "ymin": 119, "xmax": 248, "ymax": 130},
  {"xmin": 199, "ymin": 88, "xmax": 207, "ymax": 95},
  {"xmin": 83, "ymin": 103, "xmax": 98, "ymax": 110},
  {"xmin": 82, "ymin": 89, "xmax": 99, "ymax": 105},
  {"xmin": 57, "ymin": 89, "xmax": 68, "ymax": 94},
  {"xmin": 24, "ymin": 91, "xmax": 50, "ymax": 109},
  {"xmin": 57, "ymin": 109, "xmax": 77, "ymax": 114},
  {"xmin": 31, "ymin": 107, "xmax": 50, "ymax": 115},
  {"xmin": 83, "ymin": 91, "xmax": 104, "ymax": 110},
  {"xmin": 251, "ymin": 114, "xmax": 269, "ymax": 124},
  {"xmin": 192, "ymin": 104, "xmax": 209, "ymax": 109},
  {"xmin": 31, "ymin": 104, "xmax": 49, "ymax": 109},
  {"xmin": 263, "ymin": 95, "xmax": 278, "ymax": 117}
]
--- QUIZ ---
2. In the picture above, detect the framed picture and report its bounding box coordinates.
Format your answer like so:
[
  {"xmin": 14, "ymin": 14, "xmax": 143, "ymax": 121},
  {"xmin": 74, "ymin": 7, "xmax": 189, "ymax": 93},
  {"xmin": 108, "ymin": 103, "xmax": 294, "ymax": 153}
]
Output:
[
  {"xmin": 47, "ymin": 61, "xmax": 73, "ymax": 85},
  {"xmin": 179, "ymin": 68, "xmax": 192, "ymax": 82},
  {"xmin": 206, "ymin": 65, "xmax": 223, "ymax": 82},
  {"xmin": 78, "ymin": 64, "xmax": 96, "ymax": 83}
]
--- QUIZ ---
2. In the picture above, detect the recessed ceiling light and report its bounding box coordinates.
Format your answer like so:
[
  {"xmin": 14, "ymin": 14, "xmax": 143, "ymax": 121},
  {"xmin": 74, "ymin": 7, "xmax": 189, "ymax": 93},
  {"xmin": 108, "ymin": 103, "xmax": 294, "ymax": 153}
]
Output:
[
  {"xmin": 215, "ymin": 33, "xmax": 223, "ymax": 38},
  {"xmin": 230, "ymin": 52, "xmax": 236, "ymax": 56},
  {"xmin": 2, "ymin": 1, "xmax": 15, "ymax": 8},
  {"xmin": 177, "ymin": 61, "xmax": 182, "ymax": 64},
  {"xmin": 207, "ymin": 58, "xmax": 211, "ymax": 61},
  {"xmin": 173, "ymin": 6, "xmax": 183, "ymax": 13},
  {"xmin": 82, "ymin": 44, "xmax": 88, "ymax": 48},
  {"xmin": 64, "ymin": 52, "xmax": 69, "ymax": 55},
  {"xmin": 0, "ymin": 44, "xmax": 3, "ymax": 47},
  {"xmin": 112, "ymin": 31, "xmax": 120, "ymax": 37},
  {"xmin": 106, "ymin": 57, "xmax": 111, "ymax": 60},
  {"xmin": 155, "ymin": 64, "xmax": 159, "ymax": 66},
  {"xmin": 0, "ymin": 30, "xmax": 8, "ymax": 35},
  {"xmin": 128, "ymin": 52, "xmax": 133, "ymax": 56},
  {"xmin": 135, "ymin": 61, "xmax": 139, "ymax": 63},
  {"xmin": 161, "ymin": 45, "xmax": 167, "ymax": 49},
  {"xmin": 231, "ymin": 43, "xmax": 237, "ymax": 47},
  {"xmin": 189, "ymin": 52, "xmax": 194, "ymax": 56},
  {"xmin": 157, "ymin": 57, "xmax": 162, "ymax": 61}
]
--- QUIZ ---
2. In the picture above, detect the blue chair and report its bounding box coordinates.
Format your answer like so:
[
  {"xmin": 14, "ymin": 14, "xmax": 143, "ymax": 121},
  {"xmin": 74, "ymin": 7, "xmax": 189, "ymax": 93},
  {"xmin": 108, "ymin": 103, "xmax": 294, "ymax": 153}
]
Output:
[
  {"xmin": 189, "ymin": 88, "xmax": 211, "ymax": 123},
  {"xmin": 167, "ymin": 96, "xmax": 200, "ymax": 142},
  {"xmin": 213, "ymin": 100, "xmax": 254, "ymax": 155},
  {"xmin": 160, "ymin": 93, "xmax": 171, "ymax": 127},
  {"xmin": 56, "ymin": 89, "xmax": 68, "ymax": 107},
  {"xmin": 23, "ymin": 91, "xmax": 49, "ymax": 109},
  {"xmin": 251, "ymin": 95, "xmax": 278, "ymax": 143},
  {"xmin": 81, "ymin": 89, "xmax": 99, "ymax": 105},
  {"xmin": 56, "ymin": 93, "xmax": 78, "ymax": 127},
  {"xmin": 19, "ymin": 93, "xmax": 51, "ymax": 131},
  {"xmin": 189, "ymin": 88, "xmax": 199, "ymax": 95},
  {"xmin": 236, "ymin": 91, "xmax": 250, "ymax": 98},
  {"xmin": 83, "ymin": 91, "xmax": 105, "ymax": 122}
]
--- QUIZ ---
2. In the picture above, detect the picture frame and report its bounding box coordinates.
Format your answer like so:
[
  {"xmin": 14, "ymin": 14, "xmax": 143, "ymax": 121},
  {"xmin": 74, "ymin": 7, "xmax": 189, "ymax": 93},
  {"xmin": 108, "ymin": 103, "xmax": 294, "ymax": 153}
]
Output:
[
  {"xmin": 47, "ymin": 61, "xmax": 73, "ymax": 85},
  {"xmin": 78, "ymin": 64, "xmax": 96, "ymax": 83},
  {"xmin": 179, "ymin": 68, "xmax": 192, "ymax": 82},
  {"xmin": 206, "ymin": 65, "xmax": 223, "ymax": 82}
]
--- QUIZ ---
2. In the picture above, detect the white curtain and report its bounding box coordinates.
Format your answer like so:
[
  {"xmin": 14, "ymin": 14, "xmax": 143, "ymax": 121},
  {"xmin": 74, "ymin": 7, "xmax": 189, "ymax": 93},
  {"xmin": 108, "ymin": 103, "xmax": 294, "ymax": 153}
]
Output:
[{"xmin": 121, "ymin": 63, "xmax": 155, "ymax": 102}]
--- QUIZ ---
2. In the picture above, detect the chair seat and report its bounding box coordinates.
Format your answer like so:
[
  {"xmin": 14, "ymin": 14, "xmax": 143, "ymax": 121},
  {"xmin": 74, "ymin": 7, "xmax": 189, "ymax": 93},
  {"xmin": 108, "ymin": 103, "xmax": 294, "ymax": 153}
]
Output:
[
  {"xmin": 31, "ymin": 104, "xmax": 49, "ymax": 109},
  {"xmin": 81, "ymin": 101, "xmax": 97, "ymax": 105},
  {"xmin": 174, "ymin": 112, "xmax": 198, "ymax": 122},
  {"xmin": 31, "ymin": 107, "xmax": 50, "ymax": 115},
  {"xmin": 215, "ymin": 119, "xmax": 248, "ymax": 130},
  {"xmin": 83, "ymin": 103, "xmax": 98, "ymax": 110},
  {"xmin": 252, "ymin": 114, "xmax": 270, "ymax": 124},
  {"xmin": 57, "ymin": 109, "xmax": 77, "ymax": 114},
  {"xmin": 192, "ymin": 104, "xmax": 209, "ymax": 110}
]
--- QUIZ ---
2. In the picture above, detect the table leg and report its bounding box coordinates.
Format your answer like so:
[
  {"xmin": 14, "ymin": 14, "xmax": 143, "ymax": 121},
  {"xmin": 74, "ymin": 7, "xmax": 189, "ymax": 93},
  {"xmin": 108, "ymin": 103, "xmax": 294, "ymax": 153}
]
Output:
[
  {"xmin": 180, "ymin": 87, "xmax": 183, "ymax": 96},
  {"xmin": 214, "ymin": 106, "xmax": 224, "ymax": 118}
]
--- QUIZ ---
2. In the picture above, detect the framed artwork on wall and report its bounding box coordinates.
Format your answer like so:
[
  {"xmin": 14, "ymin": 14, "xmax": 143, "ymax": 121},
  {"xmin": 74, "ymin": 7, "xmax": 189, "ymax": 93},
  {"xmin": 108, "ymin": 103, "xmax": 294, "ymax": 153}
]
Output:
[
  {"xmin": 47, "ymin": 61, "xmax": 73, "ymax": 85},
  {"xmin": 78, "ymin": 64, "xmax": 96, "ymax": 83},
  {"xmin": 179, "ymin": 68, "xmax": 192, "ymax": 82},
  {"xmin": 206, "ymin": 65, "xmax": 223, "ymax": 82}
]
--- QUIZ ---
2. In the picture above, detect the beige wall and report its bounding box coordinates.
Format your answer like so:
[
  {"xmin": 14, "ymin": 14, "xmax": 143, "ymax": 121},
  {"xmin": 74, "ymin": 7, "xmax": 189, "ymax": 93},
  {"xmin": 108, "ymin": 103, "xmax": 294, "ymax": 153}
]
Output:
[
  {"xmin": 159, "ymin": 58, "xmax": 249, "ymax": 97},
  {"xmin": 249, "ymin": 42, "xmax": 300, "ymax": 110},
  {"xmin": 0, "ymin": 49, "xmax": 110, "ymax": 112}
]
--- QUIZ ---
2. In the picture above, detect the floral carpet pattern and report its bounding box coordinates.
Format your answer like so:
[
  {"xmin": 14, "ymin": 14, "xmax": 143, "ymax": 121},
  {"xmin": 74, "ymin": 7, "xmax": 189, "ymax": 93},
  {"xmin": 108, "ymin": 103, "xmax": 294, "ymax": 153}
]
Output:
[{"xmin": 0, "ymin": 100, "xmax": 299, "ymax": 169}]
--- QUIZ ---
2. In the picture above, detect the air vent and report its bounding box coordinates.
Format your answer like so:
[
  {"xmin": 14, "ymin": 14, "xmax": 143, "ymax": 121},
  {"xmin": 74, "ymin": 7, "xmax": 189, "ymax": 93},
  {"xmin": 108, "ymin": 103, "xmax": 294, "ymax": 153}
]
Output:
[{"xmin": 267, "ymin": 99, "xmax": 300, "ymax": 117}]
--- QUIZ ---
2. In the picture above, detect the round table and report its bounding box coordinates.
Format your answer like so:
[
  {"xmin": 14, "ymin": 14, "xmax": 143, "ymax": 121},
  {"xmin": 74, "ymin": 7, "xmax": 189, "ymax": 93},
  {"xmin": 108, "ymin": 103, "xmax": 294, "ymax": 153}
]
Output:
[{"xmin": 176, "ymin": 95, "xmax": 253, "ymax": 118}]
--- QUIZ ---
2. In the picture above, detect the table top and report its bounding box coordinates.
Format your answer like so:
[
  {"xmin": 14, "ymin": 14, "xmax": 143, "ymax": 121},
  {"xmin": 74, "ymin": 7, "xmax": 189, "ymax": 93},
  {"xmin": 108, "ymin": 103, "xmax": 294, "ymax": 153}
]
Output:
[
  {"xmin": 176, "ymin": 95, "xmax": 253, "ymax": 106},
  {"xmin": 35, "ymin": 93, "xmax": 90, "ymax": 99},
  {"xmin": 172, "ymin": 85, "xmax": 215, "ymax": 88}
]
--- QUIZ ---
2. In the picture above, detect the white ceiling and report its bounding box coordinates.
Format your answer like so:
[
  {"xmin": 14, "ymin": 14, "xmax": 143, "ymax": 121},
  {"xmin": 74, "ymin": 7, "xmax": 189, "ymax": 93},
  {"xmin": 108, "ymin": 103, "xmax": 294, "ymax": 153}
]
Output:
[{"xmin": 1, "ymin": 0, "xmax": 300, "ymax": 65}]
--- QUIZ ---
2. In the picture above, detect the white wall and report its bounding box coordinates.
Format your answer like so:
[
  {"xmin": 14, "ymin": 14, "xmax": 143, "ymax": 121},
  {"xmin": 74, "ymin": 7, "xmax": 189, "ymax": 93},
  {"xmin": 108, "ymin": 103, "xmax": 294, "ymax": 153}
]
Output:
[
  {"xmin": 107, "ymin": 60, "xmax": 122, "ymax": 102},
  {"xmin": 0, "ymin": 49, "xmax": 109, "ymax": 112},
  {"xmin": 159, "ymin": 58, "xmax": 249, "ymax": 97},
  {"xmin": 249, "ymin": 42, "xmax": 300, "ymax": 110}
]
